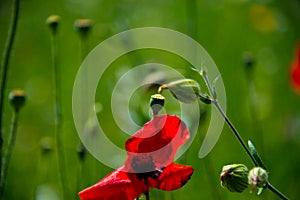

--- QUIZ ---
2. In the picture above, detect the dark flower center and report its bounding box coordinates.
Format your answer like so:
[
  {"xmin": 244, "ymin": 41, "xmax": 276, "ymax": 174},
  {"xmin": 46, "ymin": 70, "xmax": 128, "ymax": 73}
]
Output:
[{"xmin": 131, "ymin": 154, "xmax": 165, "ymax": 180}]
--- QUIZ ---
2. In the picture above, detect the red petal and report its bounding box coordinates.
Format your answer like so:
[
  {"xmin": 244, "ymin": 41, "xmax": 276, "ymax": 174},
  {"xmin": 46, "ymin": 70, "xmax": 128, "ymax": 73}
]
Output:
[
  {"xmin": 290, "ymin": 63, "xmax": 300, "ymax": 94},
  {"xmin": 290, "ymin": 43, "xmax": 300, "ymax": 94},
  {"xmin": 149, "ymin": 163, "xmax": 194, "ymax": 191},
  {"xmin": 78, "ymin": 166, "xmax": 148, "ymax": 200},
  {"xmin": 125, "ymin": 115, "xmax": 190, "ymax": 171}
]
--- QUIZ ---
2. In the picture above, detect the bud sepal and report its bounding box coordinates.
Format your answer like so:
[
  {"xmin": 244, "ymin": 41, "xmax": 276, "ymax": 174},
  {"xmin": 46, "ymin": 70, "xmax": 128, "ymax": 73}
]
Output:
[{"xmin": 220, "ymin": 164, "xmax": 249, "ymax": 193}]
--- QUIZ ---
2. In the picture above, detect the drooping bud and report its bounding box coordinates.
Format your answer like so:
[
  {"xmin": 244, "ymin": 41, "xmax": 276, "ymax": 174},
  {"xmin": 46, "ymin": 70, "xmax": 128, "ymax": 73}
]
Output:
[
  {"xmin": 220, "ymin": 164, "xmax": 249, "ymax": 193},
  {"xmin": 158, "ymin": 79, "xmax": 200, "ymax": 103},
  {"xmin": 248, "ymin": 167, "xmax": 268, "ymax": 194},
  {"xmin": 150, "ymin": 94, "xmax": 165, "ymax": 115},
  {"xmin": 74, "ymin": 19, "xmax": 93, "ymax": 39},
  {"xmin": 8, "ymin": 89, "xmax": 26, "ymax": 112},
  {"xmin": 46, "ymin": 15, "xmax": 60, "ymax": 35}
]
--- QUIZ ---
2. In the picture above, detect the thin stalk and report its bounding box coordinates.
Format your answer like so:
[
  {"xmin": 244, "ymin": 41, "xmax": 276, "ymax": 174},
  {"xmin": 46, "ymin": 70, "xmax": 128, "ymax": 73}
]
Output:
[
  {"xmin": 212, "ymin": 100, "xmax": 258, "ymax": 166},
  {"xmin": 199, "ymin": 71, "xmax": 288, "ymax": 199},
  {"xmin": 266, "ymin": 182, "xmax": 288, "ymax": 200},
  {"xmin": 211, "ymin": 98, "xmax": 289, "ymax": 200},
  {"xmin": 0, "ymin": 0, "xmax": 19, "ymax": 187},
  {"xmin": 201, "ymin": 72, "xmax": 258, "ymax": 165},
  {"xmin": 51, "ymin": 27, "xmax": 68, "ymax": 199},
  {"xmin": 145, "ymin": 191, "xmax": 150, "ymax": 200},
  {"xmin": 75, "ymin": 27, "xmax": 89, "ymax": 196},
  {"xmin": 0, "ymin": 110, "xmax": 19, "ymax": 197}
]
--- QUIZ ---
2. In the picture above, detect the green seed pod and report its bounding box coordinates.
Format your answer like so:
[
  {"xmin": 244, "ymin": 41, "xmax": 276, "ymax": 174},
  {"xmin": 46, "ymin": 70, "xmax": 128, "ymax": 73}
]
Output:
[
  {"xmin": 248, "ymin": 167, "xmax": 268, "ymax": 193},
  {"xmin": 8, "ymin": 89, "xmax": 26, "ymax": 112},
  {"xmin": 220, "ymin": 164, "xmax": 249, "ymax": 193},
  {"xmin": 46, "ymin": 15, "xmax": 60, "ymax": 35},
  {"xmin": 74, "ymin": 19, "xmax": 93, "ymax": 38},
  {"xmin": 158, "ymin": 79, "xmax": 200, "ymax": 103},
  {"xmin": 150, "ymin": 94, "xmax": 165, "ymax": 115}
]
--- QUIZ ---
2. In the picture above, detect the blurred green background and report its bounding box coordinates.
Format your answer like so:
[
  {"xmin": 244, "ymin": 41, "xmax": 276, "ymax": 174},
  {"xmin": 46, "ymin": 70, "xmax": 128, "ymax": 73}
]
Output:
[{"xmin": 1, "ymin": 0, "xmax": 300, "ymax": 199}]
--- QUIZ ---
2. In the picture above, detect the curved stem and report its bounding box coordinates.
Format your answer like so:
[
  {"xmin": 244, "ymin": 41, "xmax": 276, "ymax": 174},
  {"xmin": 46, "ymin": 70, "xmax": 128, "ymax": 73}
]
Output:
[
  {"xmin": 200, "ymin": 71, "xmax": 258, "ymax": 165},
  {"xmin": 212, "ymin": 100, "xmax": 258, "ymax": 166},
  {"xmin": 199, "ymin": 70, "xmax": 288, "ymax": 199},
  {"xmin": 0, "ymin": 0, "xmax": 19, "ymax": 189},
  {"xmin": 0, "ymin": 111, "xmax": 19, "ymax": 197}
]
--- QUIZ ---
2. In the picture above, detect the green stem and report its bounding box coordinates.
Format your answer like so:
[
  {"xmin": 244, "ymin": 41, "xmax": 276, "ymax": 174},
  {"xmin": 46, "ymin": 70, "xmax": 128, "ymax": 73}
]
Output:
[
  {"xmin": 212, "ymin": 100, "xmax": 258, "ymax": 166},
  {"xmin": 51, "ymin": 27, "xmax": 68, "ymax": 199},
  {"xmin": 0, "ymin": 0, "xmax": 19, "ymax": 190},
  {"xmin": 201, "ymin": 71, "xmax": 258, "ymax": 165},
  {"xmin": 145, "ymin": 191, "xmax": 150, "ymax": 200},
  {"xmin": 199, "ymin": 70, "xmax": 288, "ymax": 199},
  {"xmin": 75, "ymin": 30, "xmax": 89, "ymax": 197},
  {"xmin": 0, "ymin": 110, "xmax": 19, "ymax": 197},
  {"xmin": 266, "ymin": 182, "xmax": 288, "ymax": 200}
]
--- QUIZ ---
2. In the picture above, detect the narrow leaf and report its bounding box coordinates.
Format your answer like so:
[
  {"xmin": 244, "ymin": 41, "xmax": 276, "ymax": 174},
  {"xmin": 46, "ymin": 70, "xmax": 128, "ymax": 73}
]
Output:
[{"xmin": 248, "ymin": 140, "xmax": 267, "ymax": 169}]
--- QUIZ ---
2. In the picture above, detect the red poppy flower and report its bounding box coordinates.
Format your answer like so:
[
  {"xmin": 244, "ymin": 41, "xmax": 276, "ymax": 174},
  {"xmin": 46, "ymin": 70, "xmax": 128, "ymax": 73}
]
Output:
[
  {"xmin": 78, "ymin": 115, "xmax": 194, "ymax": 200},
  {"xmin": 290, "ymin": 43, "xmax": 300, "ymax": 94}
]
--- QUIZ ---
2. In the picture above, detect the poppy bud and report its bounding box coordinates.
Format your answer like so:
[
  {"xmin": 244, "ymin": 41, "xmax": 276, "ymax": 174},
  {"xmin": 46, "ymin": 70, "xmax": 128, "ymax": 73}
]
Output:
[
  {"xmin": 74, "ymin": 19, "xmax": 93, "ymax": 38},
  {"xmin": 158, "ymin": 79, "xmax": 200, "ymax": 103},
  {"xmin": 8, "ymin": 89, "xmax": 25, "ymax": 112},
  {"xmin": 46, "ymin": 15, "xmax": 60, "ymax": 35},
  {"xmin": 248, "ymin": 167, "xmax": 268, "ymax": 193},
  {"xmin": 220, "ymin": 164, "xmax": 249, "ymax": 193},
  {"xmin": 243, "ymin": 52, "xmax": 255, "ymax": 71},
  {"xmin": 150, "ymin": 94, "xmax": 165, "ymax": 115},
  {"xmin": 77, "ymin": 143, "xmax": 86, "ymax": 161}
]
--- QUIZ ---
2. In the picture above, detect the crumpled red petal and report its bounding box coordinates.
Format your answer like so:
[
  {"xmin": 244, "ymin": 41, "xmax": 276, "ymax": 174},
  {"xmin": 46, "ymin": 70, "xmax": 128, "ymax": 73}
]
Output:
[
  {"xmin": 78, "ymin": 166, "xmax": 148, "ymax": 200},
  {"xmin": 148, "ymin": 163, "xmax": 194, "ymax": 191},
  {"xmin": 125, "ymin": 115, "xmax": 190, "ymax": 171}
]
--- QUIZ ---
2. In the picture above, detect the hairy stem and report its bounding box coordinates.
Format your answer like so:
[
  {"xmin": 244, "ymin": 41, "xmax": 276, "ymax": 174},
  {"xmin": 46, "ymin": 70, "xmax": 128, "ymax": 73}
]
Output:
[
  {"xmin": 199, "ymin": 70, "xmax": 288, "ymax": 199},
  {"xmin": 201, "ymin": 71, "xmax": 258, "ymax": 165},
  {"xmin": 0, "ymin": 0, "xmax": 19, "ymax": 191}
]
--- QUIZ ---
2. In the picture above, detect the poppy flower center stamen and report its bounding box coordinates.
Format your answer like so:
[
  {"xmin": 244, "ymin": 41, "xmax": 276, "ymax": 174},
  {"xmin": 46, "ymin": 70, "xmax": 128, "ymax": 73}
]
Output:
[
  {"xmin": 151, "ymin": 166, "xmax": 166, "ymax": 179},
  {"xmin": 132, "ymin": 154, "xmax": 156, "ymax": 179}
]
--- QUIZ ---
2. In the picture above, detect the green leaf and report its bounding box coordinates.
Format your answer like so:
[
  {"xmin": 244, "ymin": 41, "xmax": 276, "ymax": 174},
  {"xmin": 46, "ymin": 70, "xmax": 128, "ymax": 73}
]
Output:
[{"xmin": 248, "ymin": 140, "xmax": 267, "ymax": 169}]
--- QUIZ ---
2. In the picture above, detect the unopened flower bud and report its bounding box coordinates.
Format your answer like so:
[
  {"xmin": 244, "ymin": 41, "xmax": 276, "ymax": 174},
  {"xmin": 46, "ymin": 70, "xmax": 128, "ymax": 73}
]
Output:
[
  {"xmin": 248, "ymin": 167, "xmax": 268, "ymax": 193},
  {"xmin": 220, "ymin": 164, "xmax": 249, "ymax": 193},
  {"xmin": 243, "ymin": 52, "xmax": 255, "ymax": 72},
  {"xmin": 150, "ymin": 94, "xmax": 165, "ymax": 115},
  {"xmin": 46, "ymin": 15, "xmax": 60, "ymax": 35},
  {"xmin": 9, "ymin": 89, "xmax": 25, "ymax": 112},
  {"xmin": 74, "ymin": 19, "xmax": 93, "ymax": 38},
  {"xmin": 158, "ymin": 79, "xmax": 200, "ymax": 103},
  {"xmin": 77, "ymin": 143, "xmax": 86, "ymax": 161}
]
